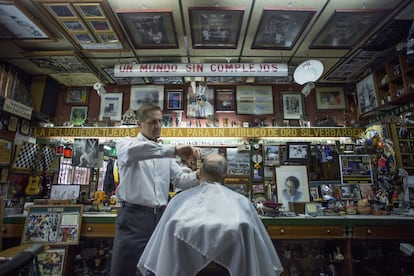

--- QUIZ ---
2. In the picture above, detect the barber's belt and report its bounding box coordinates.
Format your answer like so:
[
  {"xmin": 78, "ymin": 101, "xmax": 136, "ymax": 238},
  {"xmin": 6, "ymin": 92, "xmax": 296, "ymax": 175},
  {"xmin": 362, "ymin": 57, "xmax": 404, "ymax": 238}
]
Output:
[{"xmin": 121, "ymin": 202, "xmax": 166, "ymax": 214}]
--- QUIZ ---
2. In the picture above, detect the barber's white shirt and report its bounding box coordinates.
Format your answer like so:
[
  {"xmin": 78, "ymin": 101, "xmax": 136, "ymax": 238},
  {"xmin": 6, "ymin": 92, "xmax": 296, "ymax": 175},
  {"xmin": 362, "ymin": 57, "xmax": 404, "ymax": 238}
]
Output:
[
  {"xmin": 115, "ymin": 133, "xmax": 198, "ymax": 207},
  {"xmin": 138, "ymin": 182, "xmax": 284, "ymax": 276}
]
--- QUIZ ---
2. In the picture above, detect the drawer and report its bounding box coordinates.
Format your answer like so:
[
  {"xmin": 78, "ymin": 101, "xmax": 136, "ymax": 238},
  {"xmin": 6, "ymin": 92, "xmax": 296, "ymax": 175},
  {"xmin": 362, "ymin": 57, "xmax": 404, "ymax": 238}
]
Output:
[
  {"xmin": 353, "ymin": 226, "xmax": 414, "ymax": 239},
  {"xmin": 267, "ymin": 225, "xmax": 343, "ymax": 239},
  {"xmin": 2, "ymin": 223, "xmax": 24, "ymax": 238},
  {"xmin": 80, "ymin": 223, "xmax": 115, "ymax": 238}
]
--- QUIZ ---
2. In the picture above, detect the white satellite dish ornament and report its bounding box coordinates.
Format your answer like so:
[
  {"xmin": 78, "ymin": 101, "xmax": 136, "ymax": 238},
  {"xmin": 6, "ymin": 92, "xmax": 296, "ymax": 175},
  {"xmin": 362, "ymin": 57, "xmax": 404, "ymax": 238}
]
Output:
[{"xmin": 293, "ymin": 60, "xmax": 324, "ymax": 97}]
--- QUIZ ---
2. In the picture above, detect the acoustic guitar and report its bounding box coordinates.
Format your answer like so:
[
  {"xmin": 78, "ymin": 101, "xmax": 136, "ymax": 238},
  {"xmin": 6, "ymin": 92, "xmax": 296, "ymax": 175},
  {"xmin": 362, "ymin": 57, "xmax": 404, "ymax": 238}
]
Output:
[{"xmin": 25, "ymin": 149, "xmax": 42, "ymax": 196}]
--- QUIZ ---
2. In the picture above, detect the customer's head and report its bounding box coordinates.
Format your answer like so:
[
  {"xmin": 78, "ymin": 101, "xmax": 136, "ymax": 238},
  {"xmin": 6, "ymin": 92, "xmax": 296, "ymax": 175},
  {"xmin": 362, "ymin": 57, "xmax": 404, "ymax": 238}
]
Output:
[
  {"xmin": 285, "ymin": 176, "xmax": 300, "ymax": 196},
  {"xmin": 136, "ymin": 104, "xmax": 162, "ymax": 141},
  {"xmin": 200, "ymin": 153, "xmax": 227, "ymax": 183}
]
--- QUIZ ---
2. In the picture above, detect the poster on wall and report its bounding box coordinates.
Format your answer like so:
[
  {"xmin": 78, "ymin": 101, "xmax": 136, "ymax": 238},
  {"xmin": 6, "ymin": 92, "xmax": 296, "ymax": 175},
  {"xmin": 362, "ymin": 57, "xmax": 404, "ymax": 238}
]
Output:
[
  {"xmin": 99, "ymin": 92, "xmax": 123, "ymax": 121},
  {"xmin": 339, "ymin": 154, "xmax": 373, "ymax": 184},
  {"xmin": 186, "ymin": 84, "xmax": 215, "ymax": 118}
]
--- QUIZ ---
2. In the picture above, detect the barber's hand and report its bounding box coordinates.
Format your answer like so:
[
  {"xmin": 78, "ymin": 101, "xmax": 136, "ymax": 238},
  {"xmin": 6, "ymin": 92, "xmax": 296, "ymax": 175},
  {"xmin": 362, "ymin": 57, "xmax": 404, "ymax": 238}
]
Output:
[{"xmin": 175, "ymin": 145, "xmax": 202, "ymax": 161}]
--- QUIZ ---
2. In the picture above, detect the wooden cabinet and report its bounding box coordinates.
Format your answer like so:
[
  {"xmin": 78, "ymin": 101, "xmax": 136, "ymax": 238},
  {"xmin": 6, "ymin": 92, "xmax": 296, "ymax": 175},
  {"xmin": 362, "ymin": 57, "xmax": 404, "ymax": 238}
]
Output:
[
  {"xmin": 267, "ymin": 225, "xmax": 343, "ymax": 239},
  {"xmin": 390, "ymin": 124, "xmax": 414, "ymax": 172},
  {"xmin": 374, "ymin": 53, "xmax": 414, "ymax": 107}
]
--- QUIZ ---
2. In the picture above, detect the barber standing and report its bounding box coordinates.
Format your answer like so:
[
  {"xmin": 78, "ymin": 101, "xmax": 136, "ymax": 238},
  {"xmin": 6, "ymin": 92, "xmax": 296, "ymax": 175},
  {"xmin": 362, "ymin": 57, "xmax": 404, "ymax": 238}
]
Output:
[{"xmin": 110, "ymin": 104, "xmax": 201, "ymax": 276}]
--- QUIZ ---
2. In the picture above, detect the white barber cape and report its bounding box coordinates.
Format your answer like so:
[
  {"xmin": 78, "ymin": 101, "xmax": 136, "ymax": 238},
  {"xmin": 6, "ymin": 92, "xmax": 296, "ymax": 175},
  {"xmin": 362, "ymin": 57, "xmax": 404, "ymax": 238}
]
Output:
[{"xmin": 137, "ymin": 182, "xmax": 283, "ymax": 276}]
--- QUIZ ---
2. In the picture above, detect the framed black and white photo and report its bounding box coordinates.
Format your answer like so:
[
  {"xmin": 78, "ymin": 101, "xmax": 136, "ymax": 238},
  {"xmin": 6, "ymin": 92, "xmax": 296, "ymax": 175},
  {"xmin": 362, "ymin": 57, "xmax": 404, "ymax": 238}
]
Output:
[
  {"xmin": 252, "ymin": 9, "xmax": 315, "ymax": 50},
  {"xmin": 276, "ymin": 165, "xmax": 310, "ymax": 210},
  {"xmin": 310, "ymin": 9, "xmax": 390, "ymax": 49},
  {"xmin": 130, "ymin": 85, "xmax": 164, "ymax": 111},
  {"xmin": 286, "ymin": 142, "xmax": 311, "ymax": 162},
  {"xmin": 189, "ymin": 7, "xmax": 244, "ymax": 49},
  {"xmin": 99, "ymin": 93, "xmax": 123, "ymax": 121},
  {"xmin": 263, "ymin": 145, "xmax": 280, "ymax": 166},
  {"xmin": 356, "ymin": 74, "xmax": 378, "ymax": 114},
  {"xmin": 117, "ymin": 9, "xmax": 178, "ymax": 49},
  {"xmin": 281, "ymin": 92, "xmax": 304, "ymax": 120}
]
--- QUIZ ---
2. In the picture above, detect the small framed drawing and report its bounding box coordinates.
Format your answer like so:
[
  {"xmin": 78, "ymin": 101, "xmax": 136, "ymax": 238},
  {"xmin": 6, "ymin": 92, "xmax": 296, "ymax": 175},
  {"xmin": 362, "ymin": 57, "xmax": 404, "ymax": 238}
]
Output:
[
  {"xmin": 215, "ymin": 88, "xmax": 235, "ymax": 112},
  {"xmin": 276, "ymin": 165, "xmax": 310, "ymax": 210},
  {"xmin": 189, "ymin": 6, "xmax": 244, "ymax": 49},
  {"xmin": 281, "ymin": 92, "xmax": 304, "ymax": 120},
  {"xmin": 70, "ymin": 106, "xmax": 88, "ymax": 126},
  {"xmin": 165, "ymin": 89, "xmax": 183, "ymax": 110},
  {"xmin": 66, "ymin": 87, "xmax": 88, "ymax": 104},
  {"xmin": 99, "ymin": 93, "xmax": 123, "ymax": 121},
  {"xmin": 286, "ymin": 142, "xmax": 311, "ymax": 162},
  {"xmin": 356, "ymin": 74, "xmax": 378, "ymax": 114},
  {"xmin": 130, "ymin": 85, "xmax": 164, "ymax": 111},
  {"xmin": 315, "ymin": 87, "xmax": 346, "ymax": 110}
]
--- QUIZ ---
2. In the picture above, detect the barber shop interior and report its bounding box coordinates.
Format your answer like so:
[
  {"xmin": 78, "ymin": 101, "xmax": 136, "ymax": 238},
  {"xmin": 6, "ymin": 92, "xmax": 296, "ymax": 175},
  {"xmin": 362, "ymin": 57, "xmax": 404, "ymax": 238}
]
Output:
[{"xmin": 1, "ymin": 0, "xmax": 414, "ymax": 275}]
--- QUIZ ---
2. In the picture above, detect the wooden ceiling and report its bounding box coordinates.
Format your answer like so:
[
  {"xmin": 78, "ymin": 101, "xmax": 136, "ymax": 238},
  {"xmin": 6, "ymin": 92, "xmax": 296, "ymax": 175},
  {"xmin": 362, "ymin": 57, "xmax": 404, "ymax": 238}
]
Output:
[{"xmin": 0, "ymin": 0, "xmax": 413, "ymax": 87}]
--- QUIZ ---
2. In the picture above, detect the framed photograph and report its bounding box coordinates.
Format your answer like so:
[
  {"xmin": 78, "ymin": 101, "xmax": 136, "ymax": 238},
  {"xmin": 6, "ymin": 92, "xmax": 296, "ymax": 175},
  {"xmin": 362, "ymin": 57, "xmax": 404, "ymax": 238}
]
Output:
[
  {"xmin": 7, "ymin": 115, "xmax": 18, "ymax": 133},
  {"xmin": 215, "ymin": 89, "xmax": 235, "ymax": 112},
  {"xmin": 236, "ymin": 85, "xmax": 273, "ymax": 115},
  {"xmin": 22, "ymin": 205, "xmax": 83, "ymax": 245},
  {"xmin": 310, "ymin": 9, "xmax": 390, "ymax": 49},
  {"xmin": 73, "ymin": 3, "xmax": 105, "ymax": 19},
  {"xmin": 165, "ymin": 89, "xmax": 183, "ymax": 110},
  {"xmin": 70, "ymin": 106, "xmax": 88, "ymax": 126},
  {"xmin": 38, "ymin": 248, "xmax": 66, "ymax": 276},
  {"xmin": 359, "ymin": 184, "xmax": 375, "ymax": 200},
  {"xmin": 0, "ymin": 2, "xmax": 52, "ymax": 40},
  {"xmin": 276, "ymin": 165, "xmax": 310, "ymax": 210},
  {"xmin": 310, "ymin": 187, "xmax": 320, "ymax": 201},
  {"xmin": 286, "ymin": 142, "xmax": 311, "ymax": 162},
  {"xmin": 349, "ymin": 184, "xmax": 362, "ymax": 200},
  {"xmin": 130, "ymin": 85, "xmax": 164, "ymax": 111},
  {"xmin": 343, "ymin": 144, "xmax": 355, "ymax": 153},
  {"xmin": 281, "ymin": 92, "xmax": 304, "ymax": 120},
  {"xmin": 356, "ymin": 74, "xmax": 378, "ymax": 114},
  {"xmin": 66, "ymin": 87, "xmax": 88, "ymax": 104},
  {"xmin": 187, "ymin": 85, "xmax": 215, "ymax": 118},
  {"xmin": 116, "ymin": 9, "xmax": 178, "ymax": 49},
  {"xmin": 44, "ymin": 4, "xmax": 77, "ymax": 19},
  {"xmin": 252, "ymin": 9, "xmax": 315, "ymax": 50},
  {"xmin": 19, "ymin": 119, "xmax": 30, "ymax": 135},
  {"xmin": 315, "ymin": 87, "xmax": 346, "ymax": 110},
  {"xmin": 189, "ymin": 7, "xmax": 244, "ymax": 49},
  {"xmin": 162, "ymin": 113, "xmax": 173, "ymax": 127},
  {"xmin": 99, "ymin": 93, "xmax": 123, "ymax": 121},
  {"xmin": 339, "ymin": 184, "xmax": 351, "ymax": 200},
  {"xmin": 61, "ymin": 20, "xmax": 86, "ymax": 32},
  {"xmin": 264, "ymin": 145, "xmax": 280, "ymax": 166}
]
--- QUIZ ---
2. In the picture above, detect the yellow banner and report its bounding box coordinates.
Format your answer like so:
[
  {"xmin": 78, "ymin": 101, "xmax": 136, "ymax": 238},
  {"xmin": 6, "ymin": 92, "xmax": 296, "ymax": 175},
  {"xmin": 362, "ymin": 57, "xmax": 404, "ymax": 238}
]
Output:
[{"xmin": 32, "ymin": 127, "xmax": 365, "ymax": 138}]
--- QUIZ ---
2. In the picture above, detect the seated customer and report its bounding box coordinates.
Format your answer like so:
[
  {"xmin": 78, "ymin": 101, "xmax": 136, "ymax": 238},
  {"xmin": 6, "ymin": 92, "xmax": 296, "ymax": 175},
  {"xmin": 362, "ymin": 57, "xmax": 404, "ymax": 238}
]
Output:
[{"xmin": 138, "ymin": 153, "xmax": 283, "ymax": 276}]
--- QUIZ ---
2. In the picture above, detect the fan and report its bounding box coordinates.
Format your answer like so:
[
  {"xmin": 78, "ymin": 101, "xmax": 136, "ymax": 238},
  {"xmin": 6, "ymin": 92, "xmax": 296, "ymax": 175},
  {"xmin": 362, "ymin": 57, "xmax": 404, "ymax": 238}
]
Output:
[{"xmin": 293, "ymin": 60, "xmax": 324, "ymax": 97}]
